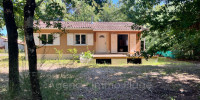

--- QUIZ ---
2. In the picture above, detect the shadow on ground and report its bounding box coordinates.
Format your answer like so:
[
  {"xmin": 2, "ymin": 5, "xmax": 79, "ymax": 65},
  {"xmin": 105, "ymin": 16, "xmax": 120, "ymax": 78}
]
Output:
[{"xmin": 0, "ymin": 64, "xmax": 200, "ymax": 100}]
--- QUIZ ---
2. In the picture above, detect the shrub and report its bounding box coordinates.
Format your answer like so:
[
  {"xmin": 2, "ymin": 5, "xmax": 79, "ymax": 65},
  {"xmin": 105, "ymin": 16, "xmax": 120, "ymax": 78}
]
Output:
[
  {"xmin": 81, "ymin": 50, "xmax": 93, "ymax": 59},
  {"xmin": 67, "ymin": 48, "xmax": 79, "ymax": 63},
  {"xmin": 54, "ymin": 48, "xmax": 63, "ymax": 60}
]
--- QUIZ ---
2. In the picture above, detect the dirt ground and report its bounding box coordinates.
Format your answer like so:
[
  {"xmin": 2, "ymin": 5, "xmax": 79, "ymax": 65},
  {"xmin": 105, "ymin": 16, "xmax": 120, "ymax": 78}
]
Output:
[
  {"xmin": 1, "ymin": 63, "xmax": 200, "ymax": 100},
  {"xmin": 70, "ymin": 64, "xmax": 200, "ymax": 100}
]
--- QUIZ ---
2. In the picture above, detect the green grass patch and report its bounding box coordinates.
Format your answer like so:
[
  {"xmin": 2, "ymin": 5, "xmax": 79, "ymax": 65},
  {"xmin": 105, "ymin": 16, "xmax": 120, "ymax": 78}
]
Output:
[{"xmin": 141, "ymin": 57, "xmax": 194, "ymax": 65}]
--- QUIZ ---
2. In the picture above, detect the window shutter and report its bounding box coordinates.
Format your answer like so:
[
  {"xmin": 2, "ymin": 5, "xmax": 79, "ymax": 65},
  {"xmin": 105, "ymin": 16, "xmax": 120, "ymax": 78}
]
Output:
[
  {"xmin": 33, "ymin": 33, "xmax": 40, "ymax": 45},
  {"xmin": 130, "ymin": 34, "xmax": 136, "ymax": 53},
  {"xmin": 87, "ymin": 34, "xmax": 94, "ymax": 45},
  {"xmin": 53, "ymin": 34, "xmax": 60, "ymax": 45},
  {"xmin": 111, "ymin": 34, "xmax": 117, "ymax": 53},
  {"xmin": 67, "ymin": 33, "xmax": 74, "ymax": 45}
]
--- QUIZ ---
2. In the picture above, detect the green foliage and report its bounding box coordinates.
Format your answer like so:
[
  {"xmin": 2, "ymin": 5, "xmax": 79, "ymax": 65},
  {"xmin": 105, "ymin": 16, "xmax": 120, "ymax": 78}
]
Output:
[
  {"xmin": 141, "ymin": 57, "xmax": 193, "ymax": 65},
  {"xmin": 67, "ymin": 48, "xmax": 79, "ymax": 63},
  {"xmin": 0, "ymin": 10, "xmax": 4, "ymax": 29},
  {"xmin": 35, "ymin": 0, "xmax": 66, "ymax": 21},
  {"xmin": 81, "ymin": 49, "xmax": 93, "ymax": 59},
  {"xmin": 99, "ymin": 3, "xmax": 127, "ymax": 22},
  {"xmin": 54, "ymin": 48, "xmax": 63, "ymax": 60},
  {"xmin": 123, "ymin": 0, "xmax": 200, "ymax": 60},
  {"xmin": 69, "ymin": 1, "xmax": 99, "ymax": 21},
  {"xmin": 0, "ymin": 0, "xmax": 129, "ymax": 39},
  {"xmin": 65, "ymin": 0, "xmax": 127, "ymax": 22},
  {"xmin": 0, "ymin": 0, "xmax": 25, "ymax": 39},
  {"xmin": 83, "ymin": 0, "xmax": 108, "ymax": 14},
  {"xmin": 82, "ymin": 50, "xmax": 93, "ymax": 59},
  {"xmin": 141, "ymin": 51, "xmax": 150, "ymax": 61}
]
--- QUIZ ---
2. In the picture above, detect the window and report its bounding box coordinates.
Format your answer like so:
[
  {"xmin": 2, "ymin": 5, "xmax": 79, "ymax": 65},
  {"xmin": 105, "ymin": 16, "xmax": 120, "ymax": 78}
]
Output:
[
  {"xmin": 48, "ymin": 34, "xmax": 53, "ymax": 44},
  {"xmin": 75, "ymin": 34, "xmax": 86, "ymax": 45},
  {"xmin": 141, "ymin": 41, "xmax": 144, "ymax": 51},
  {"xmin": 41, "ymin": 35, "xmax": 46, "ymax": 44},
  {"xmin": 41, "ymin": 34, "xmax": 53, "ymax": 45}
]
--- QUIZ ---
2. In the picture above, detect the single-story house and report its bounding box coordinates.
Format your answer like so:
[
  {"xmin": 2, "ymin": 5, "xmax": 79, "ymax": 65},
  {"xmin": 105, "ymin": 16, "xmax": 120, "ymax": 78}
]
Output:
[
  {"xmin": 0, "ymin": 37, "xmax": 6, "ymax": 49},
  {"xmin": 0, "ymin": 36, "xmax": 24, "ymax": 52},
  {"xmin": 33, "ymin": 21, "xmax": 145, "ymax": 64}
]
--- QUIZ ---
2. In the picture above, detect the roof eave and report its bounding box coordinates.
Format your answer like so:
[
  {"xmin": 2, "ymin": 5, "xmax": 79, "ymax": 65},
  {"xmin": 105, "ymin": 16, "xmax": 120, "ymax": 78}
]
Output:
[
  {"xmin": 37, "ymin": 28, "xmax": 93, "ymax": 30},
  {"xmin": 35, "ymin": 28, "xmax": 144, "ymax": 32},
  {"xmin": 93, "ymin": 30, "xmax": 143, "ymax": 32}
]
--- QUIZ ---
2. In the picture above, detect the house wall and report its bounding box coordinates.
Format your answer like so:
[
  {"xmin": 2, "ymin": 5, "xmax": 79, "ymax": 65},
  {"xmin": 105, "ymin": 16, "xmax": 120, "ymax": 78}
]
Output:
[
  {"xmin": 4, "ymin": 42, "xmax": 24, "ymax": 52},
  {"xmin": 0, "ymin": 38, "xmax": 5, "ymax": 48},
  {"xmin": 34, "ymin": 29, "xmax": 141, "ymax": 59},
  {"xmin": 136, "ymin": 33, "xmax": 141, "ymax": 53},
  {"xmin": 18, "ymin": 44, "xmax": 24, "ymax": 51},
  {"xmin": 35, "ymin": 29, "xmax": 95, "ymax": 55},
  {"xmin": 95, "ymin": 32, "xmax": 141, "ymax": 54}
]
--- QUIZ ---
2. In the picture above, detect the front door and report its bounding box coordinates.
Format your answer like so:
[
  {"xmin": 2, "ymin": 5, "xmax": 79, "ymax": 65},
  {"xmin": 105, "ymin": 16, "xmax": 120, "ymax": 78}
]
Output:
[
  {"xmin": 96, "ymin": 33, "xmax": 107, "ymax": 53},
  {"xmin": 118, "ymin": 34, "xmax": 128, "ymax": 52}
]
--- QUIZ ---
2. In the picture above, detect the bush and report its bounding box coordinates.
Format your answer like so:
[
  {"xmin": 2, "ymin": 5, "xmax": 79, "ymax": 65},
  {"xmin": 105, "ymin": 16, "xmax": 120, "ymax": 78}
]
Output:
[
  {"xmin": 81, "ymin": 50, "xmax": 93, "ymax": 59},
  {"xmin": 54, "ymin": 48, "xmax": 63, "ymax": 60},
  {"xmin": 80, "ymin": 47, "xmax": 93, "ymax": 64},
  {"xmin": 173, "ymin": 50, "xmax": 199, "ymax": 61},
  {"xmin": 67, "ymin": 48, "xmax": 79, "ymax": 63}
]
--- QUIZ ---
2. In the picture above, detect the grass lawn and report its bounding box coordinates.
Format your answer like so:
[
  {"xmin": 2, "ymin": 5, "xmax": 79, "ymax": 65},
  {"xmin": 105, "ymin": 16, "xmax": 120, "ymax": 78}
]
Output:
[
  {"xmin": 0, "ymin": 53, "xmax": 199, "ymax": 99},
  {"xmin": 144, "ymin": 57, "xmax": 193, "ymax": 65}
]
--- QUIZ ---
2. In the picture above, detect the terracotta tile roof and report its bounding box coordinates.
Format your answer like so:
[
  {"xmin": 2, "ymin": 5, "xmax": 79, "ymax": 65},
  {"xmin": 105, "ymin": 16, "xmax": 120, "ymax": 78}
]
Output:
[
  {"xmin": 34, "ymin": 21, "xmax": 145, "ymax": 31},
  {"xmin": 93, "ymin": 22, "xmax": 134, "ymax": 31}
]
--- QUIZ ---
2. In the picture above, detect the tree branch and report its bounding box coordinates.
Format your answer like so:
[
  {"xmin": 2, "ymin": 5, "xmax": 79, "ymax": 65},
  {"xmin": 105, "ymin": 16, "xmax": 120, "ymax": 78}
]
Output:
[{"xmin": 36, "ymin": 0, "xmax": 44, "ymax": 7}]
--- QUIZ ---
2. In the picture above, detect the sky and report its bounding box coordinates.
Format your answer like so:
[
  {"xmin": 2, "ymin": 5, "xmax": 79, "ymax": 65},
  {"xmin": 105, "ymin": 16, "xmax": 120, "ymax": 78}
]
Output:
[
  {"xmin": 112, "ymin": 0, "xmax": 119, "ymax": 4},
  {"xmin": 0, "ymin": 27, "xmax": 7, "ymax": 36}
]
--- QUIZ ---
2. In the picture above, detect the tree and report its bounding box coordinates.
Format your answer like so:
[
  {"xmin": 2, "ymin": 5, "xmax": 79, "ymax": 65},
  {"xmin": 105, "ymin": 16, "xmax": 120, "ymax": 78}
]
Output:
[
  {"xmin": 123, "ymin": 0, "xmax": 200, "ymax": 60},
  {"xmin": 66, "ymin": 0, "xmax": 127, "ymax": 22},
  {"xmin": 13, "ymin": 0, "xmax": 26, "ymax": 41},
  {"xmin": 83, "ymin": 0, "xmax": 108, "ymax": 14},
  {"xmin": 99, "ymin": 2, "xmax": 127, "ymax": 22},
  {"xmin": 24, "ymin": 0, "xmax": 42, "ymax": 99},
  {"xmin": 0, "ymin": 7, "xmax": 4, "ymax": 29},
  {"xmin": 1, "ymin": 0, "xmax": 71, "ymax": 99},
  {"xmin": 69, "ymin": 1, "xmax": 98, "ymax": 21},
  {"xmin": 3, "ymin": 0, "xmax": 20, "ymax": 97},
  {"xmin": 35, "ymin": 0, "xmax": 66, "ymax": 21}
]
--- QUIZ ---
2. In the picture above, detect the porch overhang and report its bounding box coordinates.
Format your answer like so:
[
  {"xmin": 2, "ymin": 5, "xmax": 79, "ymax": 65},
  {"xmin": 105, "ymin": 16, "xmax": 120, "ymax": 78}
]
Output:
[{"xmin": 92, "ymin": 54, "xmax": 144, "ymax": 59}]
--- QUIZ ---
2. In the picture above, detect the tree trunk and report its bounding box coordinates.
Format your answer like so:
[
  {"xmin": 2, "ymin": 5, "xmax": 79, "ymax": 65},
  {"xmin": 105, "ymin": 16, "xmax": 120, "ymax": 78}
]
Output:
[
  {"xmin": 24, "ymin": 0, "xmax": 42, "ymax": 99},
  {"xmin": 3, "ymin": 0, "xmax": 20, "ymax": 96}
]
